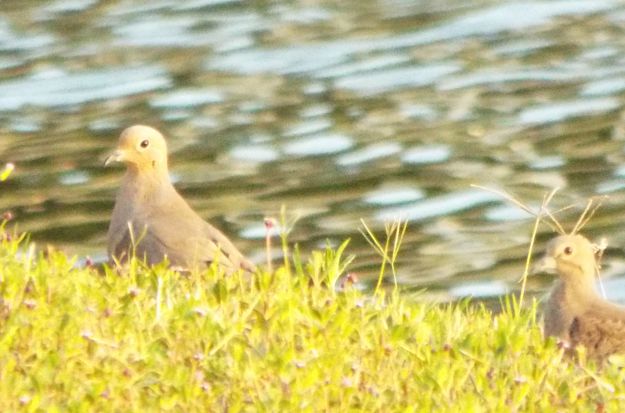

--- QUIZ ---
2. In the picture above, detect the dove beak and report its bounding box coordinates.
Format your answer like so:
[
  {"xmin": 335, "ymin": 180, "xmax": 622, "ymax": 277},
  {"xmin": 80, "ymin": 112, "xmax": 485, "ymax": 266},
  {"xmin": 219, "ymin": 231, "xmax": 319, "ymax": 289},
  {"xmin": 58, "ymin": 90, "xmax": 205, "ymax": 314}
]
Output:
[
  {"xmin": 104, "ymin": 149, "xmax": 126, "ymax": 166},
  {"xmin": 531, "ymin": 255, "xmax": 557, "ymax": 275}
]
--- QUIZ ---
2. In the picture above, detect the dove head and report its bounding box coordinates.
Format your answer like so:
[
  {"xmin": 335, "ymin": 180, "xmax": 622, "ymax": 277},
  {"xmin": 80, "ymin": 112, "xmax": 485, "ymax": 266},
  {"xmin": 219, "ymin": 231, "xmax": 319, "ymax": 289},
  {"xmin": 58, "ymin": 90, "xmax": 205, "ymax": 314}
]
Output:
[
  {"xmin": 533, "ymin": 234, "xmax": 598, "ymax": 284},
  {"xmin": 105, "ymin": 125, "xmax": 169, "ymax": 175}
]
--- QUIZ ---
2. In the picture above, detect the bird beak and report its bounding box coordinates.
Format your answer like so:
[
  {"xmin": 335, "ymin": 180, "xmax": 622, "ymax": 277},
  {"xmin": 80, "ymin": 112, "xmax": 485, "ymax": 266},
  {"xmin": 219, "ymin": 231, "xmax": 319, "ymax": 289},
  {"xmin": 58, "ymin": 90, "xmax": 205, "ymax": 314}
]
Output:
[
  {"xmin": 104, "ymin": 149, "xmax": 125, "ymax": 166},
  {"xmin": 531, "ymin": 255, "xmax": 557, "ymax": 275}
]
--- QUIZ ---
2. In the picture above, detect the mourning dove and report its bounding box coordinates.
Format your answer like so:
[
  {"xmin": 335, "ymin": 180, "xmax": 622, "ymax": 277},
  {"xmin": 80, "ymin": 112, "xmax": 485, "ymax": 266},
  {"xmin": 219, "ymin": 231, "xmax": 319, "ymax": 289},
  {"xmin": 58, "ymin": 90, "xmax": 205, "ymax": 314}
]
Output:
[
  {"xmin": 533, "ymin": 234, "xmax": 625, "ymax": 359},
  {"xmin": 105, "ymin": 125, "xmax": 256, "ymax": 273}
]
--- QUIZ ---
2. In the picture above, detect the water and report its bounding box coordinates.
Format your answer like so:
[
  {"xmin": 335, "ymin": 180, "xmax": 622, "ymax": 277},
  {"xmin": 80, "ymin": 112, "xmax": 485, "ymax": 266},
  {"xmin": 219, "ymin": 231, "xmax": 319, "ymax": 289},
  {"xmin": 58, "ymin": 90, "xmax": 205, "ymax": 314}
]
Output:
[{"xmin": 2, "ymin": 0, "xmax": 625, "ymax": 301}]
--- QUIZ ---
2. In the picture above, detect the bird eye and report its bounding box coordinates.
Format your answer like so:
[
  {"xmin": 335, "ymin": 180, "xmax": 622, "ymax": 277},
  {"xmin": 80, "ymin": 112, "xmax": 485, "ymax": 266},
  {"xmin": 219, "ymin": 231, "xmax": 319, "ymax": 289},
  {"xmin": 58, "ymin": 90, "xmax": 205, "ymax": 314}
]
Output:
[
  {"xmin": 140, "ymin": 139, "xmax": 150, "ymax": 149},
  {"xmin": 563, "ymin": 246, "xmax": 573, "ymax": 255}
]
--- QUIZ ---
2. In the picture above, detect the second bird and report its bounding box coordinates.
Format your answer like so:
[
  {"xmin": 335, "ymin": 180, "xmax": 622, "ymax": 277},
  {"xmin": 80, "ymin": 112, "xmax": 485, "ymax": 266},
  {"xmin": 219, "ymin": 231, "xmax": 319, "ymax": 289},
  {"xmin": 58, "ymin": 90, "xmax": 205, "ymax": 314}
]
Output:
[
  {"xmin": 105, "ymin": 125, "xmax": 256, "ymax": 273},
  {"xmin": 534, "ymin": 234, "xmax": 625, "ymax": 359}
]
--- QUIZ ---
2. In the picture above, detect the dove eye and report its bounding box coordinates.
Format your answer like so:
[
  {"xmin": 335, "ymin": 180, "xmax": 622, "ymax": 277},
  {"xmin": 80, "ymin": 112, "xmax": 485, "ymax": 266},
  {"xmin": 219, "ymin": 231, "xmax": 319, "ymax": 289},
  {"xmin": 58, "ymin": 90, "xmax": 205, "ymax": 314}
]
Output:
[
  {"xmin": 563, "ymin": 246, "xmax": 573, "ymax": 255},
  {"xmin": 139, "ymin": 139, "xmax": 150, "ymax": 149}
]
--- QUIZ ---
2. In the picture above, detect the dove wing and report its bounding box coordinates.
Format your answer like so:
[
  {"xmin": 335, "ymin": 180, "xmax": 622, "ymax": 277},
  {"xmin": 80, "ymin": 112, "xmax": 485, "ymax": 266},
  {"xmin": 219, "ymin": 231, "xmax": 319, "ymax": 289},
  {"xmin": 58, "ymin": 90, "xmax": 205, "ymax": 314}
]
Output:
[
  {"xmin": 142, "ymin": 189, "xmax": 255, "ymax": 272},
  {"xmin": 569, "ymin": 308, "xmax": 625, "ymax": 358}
]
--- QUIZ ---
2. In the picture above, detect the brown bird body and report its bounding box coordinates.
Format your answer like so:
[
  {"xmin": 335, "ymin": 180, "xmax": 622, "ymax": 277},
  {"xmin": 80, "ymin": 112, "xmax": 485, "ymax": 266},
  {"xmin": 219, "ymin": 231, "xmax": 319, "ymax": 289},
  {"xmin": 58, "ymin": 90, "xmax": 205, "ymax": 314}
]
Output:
[
  {"xmin": 105, "ymin": 125, "xmax": 255, "ymax": 273},
  {"xmin": 534, "ymin": 234, "xmax": 625, "ymax": 358}
]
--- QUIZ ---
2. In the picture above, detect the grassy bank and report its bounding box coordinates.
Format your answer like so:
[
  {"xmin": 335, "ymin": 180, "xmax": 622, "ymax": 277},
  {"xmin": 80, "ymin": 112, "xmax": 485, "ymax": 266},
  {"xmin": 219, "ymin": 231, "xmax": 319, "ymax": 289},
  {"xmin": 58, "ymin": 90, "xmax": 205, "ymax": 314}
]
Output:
[{"xmin": 0, "ymin": 231, "xmax": 623, "ymax": 412}]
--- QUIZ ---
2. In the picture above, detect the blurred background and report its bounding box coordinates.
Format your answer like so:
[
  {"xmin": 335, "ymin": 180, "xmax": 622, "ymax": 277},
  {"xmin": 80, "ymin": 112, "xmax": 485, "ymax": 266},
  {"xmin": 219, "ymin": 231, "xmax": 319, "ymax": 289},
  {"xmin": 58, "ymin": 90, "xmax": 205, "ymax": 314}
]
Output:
[{"xmin": 2, "ymin": 0, "xmax": 625, "ymax": 301}]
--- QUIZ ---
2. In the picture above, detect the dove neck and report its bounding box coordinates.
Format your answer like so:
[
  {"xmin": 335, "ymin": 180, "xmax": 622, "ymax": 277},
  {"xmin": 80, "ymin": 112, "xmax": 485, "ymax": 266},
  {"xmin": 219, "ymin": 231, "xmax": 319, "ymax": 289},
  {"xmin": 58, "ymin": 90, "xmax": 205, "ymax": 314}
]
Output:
[
  {"xmin": 123, "ymin": 168, "xmax": 173, "ymax": 199},
  {"xmin": 558, "ymin": 268, "xmax": 600, "ymax": 301}
]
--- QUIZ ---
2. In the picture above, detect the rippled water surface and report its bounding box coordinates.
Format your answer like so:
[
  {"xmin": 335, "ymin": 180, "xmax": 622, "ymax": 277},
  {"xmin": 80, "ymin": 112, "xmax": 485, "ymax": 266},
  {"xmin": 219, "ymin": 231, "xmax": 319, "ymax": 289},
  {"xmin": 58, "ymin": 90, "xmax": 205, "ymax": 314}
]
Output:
[{"xmin": 3, "ymin": 0, "xmax": 625, "ymax": 300}]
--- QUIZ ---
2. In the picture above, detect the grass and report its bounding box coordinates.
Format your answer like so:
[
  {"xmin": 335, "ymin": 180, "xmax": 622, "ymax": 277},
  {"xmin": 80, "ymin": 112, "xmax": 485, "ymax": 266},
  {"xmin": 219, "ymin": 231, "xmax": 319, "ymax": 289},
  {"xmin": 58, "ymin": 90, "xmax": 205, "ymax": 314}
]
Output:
[{"xmin": 1, "ymin": 226, "xmax": 625, "ymax": 412}]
